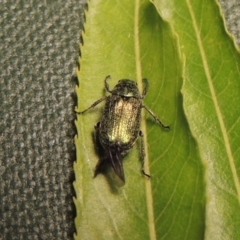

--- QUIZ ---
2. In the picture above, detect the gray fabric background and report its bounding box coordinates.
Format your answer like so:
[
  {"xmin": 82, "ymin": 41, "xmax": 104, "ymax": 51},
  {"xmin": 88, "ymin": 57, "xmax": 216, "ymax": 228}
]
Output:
[
  {"xmin": 0, "ymin": 1, "xmax": 239, "ymax": 240},
  {"xmin": 0, "ymin": 1, "xmax": 86, "ymax": 239}
]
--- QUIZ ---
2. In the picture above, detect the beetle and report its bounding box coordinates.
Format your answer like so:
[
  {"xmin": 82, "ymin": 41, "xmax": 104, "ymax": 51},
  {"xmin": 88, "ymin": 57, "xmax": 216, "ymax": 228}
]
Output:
[{"xmin": 77, "ymin": 75, "xmax": 169, "ymax": 182}]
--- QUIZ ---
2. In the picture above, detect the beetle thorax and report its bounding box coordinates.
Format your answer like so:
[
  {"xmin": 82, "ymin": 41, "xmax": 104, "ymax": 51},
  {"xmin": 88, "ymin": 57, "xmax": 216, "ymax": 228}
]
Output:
[{"xmin": 111, "ymin": 79, "xmax": 141, "ymax": 98}]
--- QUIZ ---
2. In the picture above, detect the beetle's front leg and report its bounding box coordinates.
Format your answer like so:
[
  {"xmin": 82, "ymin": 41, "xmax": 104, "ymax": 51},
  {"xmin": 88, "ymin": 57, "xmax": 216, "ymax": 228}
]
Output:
[
  {"xmin": 104, "ymin": 75, "xmax": 113, "ymax": 93},
  {"xmin": 75, "ymin": 97, "xmax": 107, "ymax": 114},
  {"xmin": 139, "ymin": 131, "xmax": 151, "ymax": 179}
]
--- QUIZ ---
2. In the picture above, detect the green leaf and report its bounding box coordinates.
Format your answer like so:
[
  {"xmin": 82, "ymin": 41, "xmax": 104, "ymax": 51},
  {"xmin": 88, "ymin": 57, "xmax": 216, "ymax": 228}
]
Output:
[
  {"xmin": 152, "ymin": 0, "xmax": 240, "ymax": 239},
  {"xmin": 74, "ymin": 0, "xmax": 204, "ymax": 239}
]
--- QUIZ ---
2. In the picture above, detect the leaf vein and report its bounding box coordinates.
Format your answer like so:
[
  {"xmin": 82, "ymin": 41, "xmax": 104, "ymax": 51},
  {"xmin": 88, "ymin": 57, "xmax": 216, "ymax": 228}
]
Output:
[{"xmin": 186, "ymin": 0, "xmax": 240, "ymax": 202}]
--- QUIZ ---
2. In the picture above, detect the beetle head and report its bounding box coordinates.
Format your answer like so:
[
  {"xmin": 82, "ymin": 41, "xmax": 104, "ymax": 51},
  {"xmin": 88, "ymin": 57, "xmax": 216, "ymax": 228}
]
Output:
[{"xmin": 111, "ymin": 79, "xmax": 141, "ymax": 98}]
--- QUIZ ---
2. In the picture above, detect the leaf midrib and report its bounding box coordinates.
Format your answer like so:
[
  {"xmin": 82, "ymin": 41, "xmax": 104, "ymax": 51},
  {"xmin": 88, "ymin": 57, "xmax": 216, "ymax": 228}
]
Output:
[{"xmin": 134, "ymin": 0, "xmax": 157, "ymax": 239}]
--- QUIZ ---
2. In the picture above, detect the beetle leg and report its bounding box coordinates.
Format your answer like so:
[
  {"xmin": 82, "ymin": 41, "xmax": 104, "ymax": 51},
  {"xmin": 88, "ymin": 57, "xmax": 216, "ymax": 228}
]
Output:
[
  {"xmin": 104, "ymin": 75, "xmax": 113, "ymax": 93},
  {"xmin": 141, "ymin": 78, "xmax": 149, "ymax": 98},
  {"xmin": 142, "ymin": 105, "xmax": 170, "ymax": 130},
  {"xmin": 139, "ymin": 131, "xmax": 151, "ymax": 179},
  {"xmin": 94, "ymin": 122, "xmax": 107, "ymax": 178},
  {"xmin": 108, "ymin": 147, "xmax": 125, "ymax": 183},
  {"xmin": 75, "ymin": 97, "xmax": 106, "ymax": 114},
  {"xmin": 94, "ymin": 158, "xmax": 107, "ymax": 178},
  {"xmin": 95, "ymin": 122, "xmax": 100, "ymax": 130}
]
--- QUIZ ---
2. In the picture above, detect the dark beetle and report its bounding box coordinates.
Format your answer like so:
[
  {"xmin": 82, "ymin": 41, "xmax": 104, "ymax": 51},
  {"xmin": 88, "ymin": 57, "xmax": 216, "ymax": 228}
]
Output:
[{"xmin": 77, "ymin": 75, "xmax": 169, "ymax": 182}]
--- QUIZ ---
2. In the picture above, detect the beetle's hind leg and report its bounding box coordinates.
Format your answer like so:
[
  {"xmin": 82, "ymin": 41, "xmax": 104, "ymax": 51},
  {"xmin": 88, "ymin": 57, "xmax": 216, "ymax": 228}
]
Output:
[
  {"xmin": 94, "ymin": 158, "xmax": 107, "ymax": 178},
  {"xmin": 93, "ymin": 122, "xmax": 107, "ymax": 178},
  {"xmin": 139, "ymin": 131, "xmax": 151, "ymax": 179}
]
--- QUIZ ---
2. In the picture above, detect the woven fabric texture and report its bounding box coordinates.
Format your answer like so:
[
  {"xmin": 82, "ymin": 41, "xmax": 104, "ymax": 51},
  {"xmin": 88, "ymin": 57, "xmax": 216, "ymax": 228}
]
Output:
[
  {"xmin": 0, "ymin": 0, "xmax": 239, "ymax": 240},
  {"xmin": 0, "ymin": 1, "xmax": 85, "ymax": 239}
]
